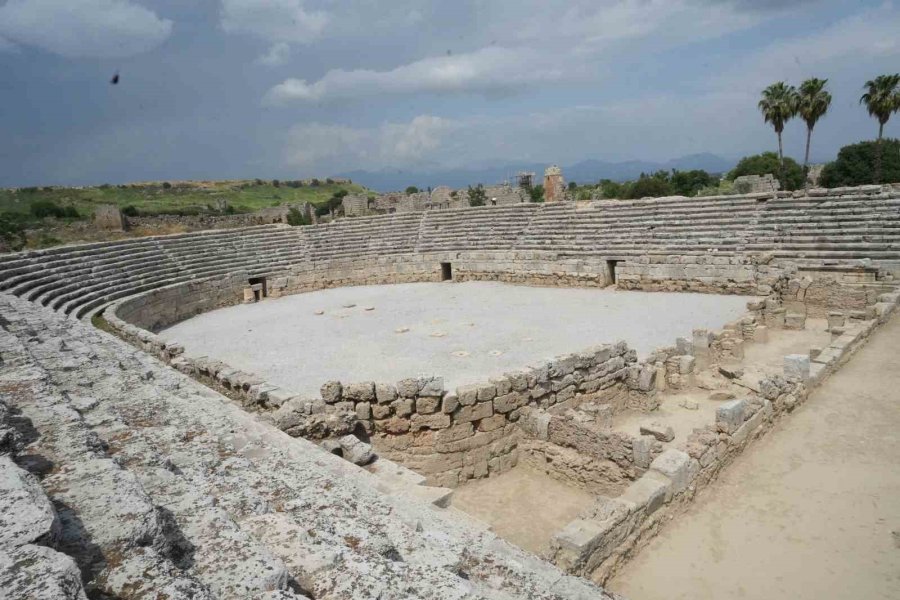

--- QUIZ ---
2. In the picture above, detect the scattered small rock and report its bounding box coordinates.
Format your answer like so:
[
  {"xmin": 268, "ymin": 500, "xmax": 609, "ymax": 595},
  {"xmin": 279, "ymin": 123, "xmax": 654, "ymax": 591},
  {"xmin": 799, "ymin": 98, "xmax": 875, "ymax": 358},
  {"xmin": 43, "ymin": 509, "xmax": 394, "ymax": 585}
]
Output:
[
  {"xmin": 342, "ymin": 303, "xmax": 356, "ymax": 309},
  {"xmin": 679, "ymin": 399, "xmax": 700, "ymax": 411},
  {"xmin": 314, "ymin": 310, "xmax": 324, "ymax": 315},
  {"xmin": 430, "ymin": 331, "xmax": 447, "ymax": 338},
  {"xmin": 364, "ymin": 306, "xmax": 375, "ymax": 311},
  {"xmin": 395, "ymin": 327, "xmax": 410, "ymax": 334},
  {"xmin": 709, "ymin": 390, "xmax": 736, "ymax": 401}
]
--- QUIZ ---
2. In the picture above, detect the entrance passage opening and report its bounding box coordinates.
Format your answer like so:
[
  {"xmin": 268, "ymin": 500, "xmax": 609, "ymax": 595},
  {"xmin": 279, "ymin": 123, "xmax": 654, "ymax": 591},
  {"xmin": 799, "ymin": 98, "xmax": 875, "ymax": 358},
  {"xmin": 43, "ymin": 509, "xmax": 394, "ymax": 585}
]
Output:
[
  {"xmin": 441, "ymin": 262, "xmax": 453, "ymax": 281},
  {"xmin": 607, "ymin": 260, "xmax": 620, "ymax": 285},
  {"xmin": 248, "ymin": 276, "xmax": 267, "ymax": 301}
]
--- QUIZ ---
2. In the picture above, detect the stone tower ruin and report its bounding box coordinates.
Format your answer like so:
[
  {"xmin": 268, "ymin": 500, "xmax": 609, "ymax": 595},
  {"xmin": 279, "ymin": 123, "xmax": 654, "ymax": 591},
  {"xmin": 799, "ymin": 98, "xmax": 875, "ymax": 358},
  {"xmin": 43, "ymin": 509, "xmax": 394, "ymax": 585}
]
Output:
[{"xmin": 543, "ymin": 165, "xmax": 566, "ymax": 202}]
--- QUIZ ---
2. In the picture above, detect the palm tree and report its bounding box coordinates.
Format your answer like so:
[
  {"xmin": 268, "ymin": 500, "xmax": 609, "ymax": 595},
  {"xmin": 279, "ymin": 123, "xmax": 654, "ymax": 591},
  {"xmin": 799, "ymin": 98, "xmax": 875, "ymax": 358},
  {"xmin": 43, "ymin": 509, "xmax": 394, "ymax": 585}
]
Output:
[
  {"xmin": 797, "ymin": 78, "xmax": 831, "ymax": 189},
  {"xmin": 758, "ymin": 82, "xmax": 798, "ymax": 185},
  {"xmin": 860, "ymin": 74, "xmax": 900, "ymax": 184}
]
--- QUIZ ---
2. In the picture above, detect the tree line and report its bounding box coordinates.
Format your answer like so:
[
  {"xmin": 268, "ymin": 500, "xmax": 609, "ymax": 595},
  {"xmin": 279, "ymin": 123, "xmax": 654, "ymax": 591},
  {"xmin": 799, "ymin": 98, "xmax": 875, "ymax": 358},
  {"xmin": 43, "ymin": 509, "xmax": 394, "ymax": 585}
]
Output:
[{"xmin": 759, "ymin": 74, "xmax": 900, "ymax": 186}]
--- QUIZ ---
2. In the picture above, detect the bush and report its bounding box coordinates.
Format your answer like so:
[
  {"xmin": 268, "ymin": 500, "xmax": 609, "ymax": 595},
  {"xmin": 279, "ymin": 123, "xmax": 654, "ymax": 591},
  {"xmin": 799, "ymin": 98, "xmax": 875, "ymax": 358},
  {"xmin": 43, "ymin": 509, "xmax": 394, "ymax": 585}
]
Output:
[
  {"xmin": 30, "ymin": 200, "xmax": 78, "ymax": 219},
  {"xmin": 728, "ymin": 152, "xmax": 804, "ymax": 191},
  {"xmin": 467, "ymin": 184, "xmax": 487, "ymax": 206},
  {"xmin": 0, "ymin": 214, "xmax": 26, "ymax": 252},
  {"xmin": 310, "ymin": 178, "xmax": 321, "ymax": 187},
  {"xmin": 669, "ymin": 169, "xmax": 716, "ymax": 196},
  {"xmin": 628, "ymin": 172, "xmax": 673, "ymax": 198},
  {"xmin": 326, "ymin": 178, "xmax": 335, "ymax": 184},
  {"xmin": 528, "ymin": 184, "xmax": 544, "ymax": 203},
  {"xmin": 121, "ymin": 205, "xmax": 140, "ymax": 217},
  {"xmin": 598, "ymin": 179, "xmax": 626, "ymax": 199},
  {"xmin": 818, "ymin": 139, "xmax": 900, "ymax": 187},
  {"xmin": 286, "ymin": 207, "xmax": 309, "ymax": 226},
  {"xmin": 272, "ymin": 179, "xmax": 280, "ymax": 187},
  {"xmin": 405, "ymin": 186, "xmax": 419, "ymax": 195},
  {"xmin": 162, "ymin": 181, "xmax": 172, "ymax": 189}
]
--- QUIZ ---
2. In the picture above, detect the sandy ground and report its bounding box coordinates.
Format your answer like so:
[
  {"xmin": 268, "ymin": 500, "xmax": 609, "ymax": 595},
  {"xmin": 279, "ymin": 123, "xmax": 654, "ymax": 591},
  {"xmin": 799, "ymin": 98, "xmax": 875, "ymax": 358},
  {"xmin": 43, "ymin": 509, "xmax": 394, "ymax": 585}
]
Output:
[
  {"xmin": 449, "ymin": 465, "xmax": 596, "ymax": 555},
  {"xmin": 161, "ymin": 281, "xmax": 752, "ymax": 396},
  {"xmin": 609, "ymin": 315, "xmax": 900, "ymax": 600}
]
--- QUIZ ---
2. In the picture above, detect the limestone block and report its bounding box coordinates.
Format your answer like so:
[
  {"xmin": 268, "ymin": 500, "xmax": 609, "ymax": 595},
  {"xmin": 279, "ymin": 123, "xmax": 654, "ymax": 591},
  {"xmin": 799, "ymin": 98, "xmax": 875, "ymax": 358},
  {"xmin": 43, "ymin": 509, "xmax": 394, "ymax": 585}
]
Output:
[
  {"xmin": 320, "ymin": 381, "xmax": 342, "ymax": 404},
  {"xmin": 355, "ymin": 402, "xmax": 371, "ymax": 421},
  {"xmin": 454, "ymin": 401, "xmax": 493, "ymax": 423},
  {"xmin": 649, "ymin": 448, "xmax": 693, "ymax": 495},
  {"xmin": 0, "ymin": 456, "xmax": 59, "ymax": 548},
  {"xmin": 336, "ymin": 435, "xmax": 375, "ymax": 465},
  {"xmin": 619, "ymin": 476, "xmax": 668, "ymax": 516},
  {"xmin": 375, "ymin": 383, "xmax": 397, "ymax": 404},
  {"xmin": 518, "ymin": 408, "xmax": 551, "ymax": 440},
  {"xmin": 493, "ymin": 392, "xmax": 522, "ymax": 414},
  {"xmin": 265, "ymin": 387, "xmax": 297, "ymax": 408},
  {"xmin": 636, "ymin": 365, "xmax": 657, "ymax": 392},
  {"xmin": 0, "ymin": 544, "xmax": 88, "ymax": 600},
  {"xmin": 343, "ymin": 382, "xmax": 375, "ymax": 403},
  {"xmin": 639, "ymin": 423, "xmax": 675, "ymax": 442},
  {"xmin": 441, "ymin": 393, "xmax": 459, "ymax": 414},
  {"xmin": 784, "ymin": 354, "xmax": 810, "ymax": 384},
  {"xmin": 456, "ymin": 384, "xmax": 479, "ymax": 406},
  {"xmin": 631, "ymin": 436, "xmax": 656, "ymax": 469},
  {"xmin": 476, "ymin": 383, "xmax": 497, "ymax": 402},
  {"xmin": 419, "ymin": 376, "xmax": 444, "ymax": 397},
  {"xmin": 410, "ymin": 412, "xmax": 451, "ymax": 431},
  {"xmin": 677, "ymin": 355, "xmax": 695, "ymax": 375},
  {"xmin": 716, "ymin": 399, "xmax": 746, "ymax": 433},
  {"xmin": 396, "ymin": 378, "xmax": 421, "ymax": 398},
  {"xmin": 391, "ymin": 398, "xmax": 414, "ymax": 417},
  {"xmin": 371, "ymin": 404, "xmax": 390, "ymax": 419},
  {"xmin": 477, "ymin": 414, "xmax": 507, "ymax": 432},
  {"xmin": 415, "ymin": 396, "xmax": 440, "ymax": 414}
]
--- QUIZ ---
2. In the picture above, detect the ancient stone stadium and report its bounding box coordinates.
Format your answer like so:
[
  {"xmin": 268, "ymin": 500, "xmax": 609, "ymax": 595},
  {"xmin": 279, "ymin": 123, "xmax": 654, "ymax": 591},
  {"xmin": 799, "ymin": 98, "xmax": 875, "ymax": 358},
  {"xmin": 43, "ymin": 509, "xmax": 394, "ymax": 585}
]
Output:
[{"xmin": 3, "ymin": 184, "xmax": 900, "ymax": 599}]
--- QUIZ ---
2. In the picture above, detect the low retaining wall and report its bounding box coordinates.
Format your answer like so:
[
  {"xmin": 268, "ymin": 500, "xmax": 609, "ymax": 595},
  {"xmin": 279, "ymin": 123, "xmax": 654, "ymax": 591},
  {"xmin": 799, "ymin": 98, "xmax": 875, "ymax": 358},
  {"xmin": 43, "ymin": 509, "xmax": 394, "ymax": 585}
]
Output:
[{"xmin": 545, "ymin": 289, "xmax": 900, "ymax": 584}]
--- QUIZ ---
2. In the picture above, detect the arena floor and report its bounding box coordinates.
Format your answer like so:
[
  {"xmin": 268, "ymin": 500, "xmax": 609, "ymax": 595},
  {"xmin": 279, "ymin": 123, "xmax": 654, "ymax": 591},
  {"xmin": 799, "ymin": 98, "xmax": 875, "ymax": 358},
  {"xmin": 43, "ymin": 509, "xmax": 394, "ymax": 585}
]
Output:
[{"xmin": 161, "ymin": 281, "xmax": 754, "ymax": 396}]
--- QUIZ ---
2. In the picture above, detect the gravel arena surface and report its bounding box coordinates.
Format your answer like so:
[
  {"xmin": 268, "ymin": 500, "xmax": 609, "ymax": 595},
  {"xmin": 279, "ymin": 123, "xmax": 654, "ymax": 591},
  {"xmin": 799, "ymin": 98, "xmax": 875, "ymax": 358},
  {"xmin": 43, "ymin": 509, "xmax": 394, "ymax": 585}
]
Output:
[{"xmin": 162, "ymin": 281, "xmax": 754, "ymax": 396}]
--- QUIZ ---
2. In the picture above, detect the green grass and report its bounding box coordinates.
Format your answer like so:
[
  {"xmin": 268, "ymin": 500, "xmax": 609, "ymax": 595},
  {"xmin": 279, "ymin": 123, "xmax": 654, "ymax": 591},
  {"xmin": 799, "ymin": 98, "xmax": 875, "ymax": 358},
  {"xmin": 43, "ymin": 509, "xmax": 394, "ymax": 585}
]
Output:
[{"xmin": 0, "ymin": 179, "xmax": 368, "ymax": 221}]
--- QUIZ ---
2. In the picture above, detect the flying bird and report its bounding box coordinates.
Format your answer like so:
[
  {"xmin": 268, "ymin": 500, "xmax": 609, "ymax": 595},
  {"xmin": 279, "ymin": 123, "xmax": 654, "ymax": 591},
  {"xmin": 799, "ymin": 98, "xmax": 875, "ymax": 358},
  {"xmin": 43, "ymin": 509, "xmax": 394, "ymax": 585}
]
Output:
[{"xmin": 110, "ymin": 71, "xmax": 120, "ymax": 85}]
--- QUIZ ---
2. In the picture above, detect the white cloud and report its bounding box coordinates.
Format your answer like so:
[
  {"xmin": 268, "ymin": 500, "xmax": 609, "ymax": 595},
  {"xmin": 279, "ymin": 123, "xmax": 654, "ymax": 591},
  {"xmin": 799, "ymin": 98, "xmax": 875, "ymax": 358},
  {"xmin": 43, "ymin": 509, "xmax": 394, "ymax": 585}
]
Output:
[
  {"xmin": 284, "ymin": 115, "xmax": 455, "ymax": 171},
  {"xmin": 264, "ymin": 0, "xmax": 778, "ymax": 105},
  {"xmin": 257, "ymin": 42, "xmax": 291, "ymax": 67},
  {"xmin": 265, "ymin": 46, "xmax": 566, "ymax": 104},
  {"xmin": 0, "ymin": 0, "xmax": 172, "ymax": 58},
  {"xmin": 715, "ymin": 4, "xmax": 900, "ymax": 90},
  {"xmin": 220, "ymin": 0, "xmax": 327, "ymax": 44}
]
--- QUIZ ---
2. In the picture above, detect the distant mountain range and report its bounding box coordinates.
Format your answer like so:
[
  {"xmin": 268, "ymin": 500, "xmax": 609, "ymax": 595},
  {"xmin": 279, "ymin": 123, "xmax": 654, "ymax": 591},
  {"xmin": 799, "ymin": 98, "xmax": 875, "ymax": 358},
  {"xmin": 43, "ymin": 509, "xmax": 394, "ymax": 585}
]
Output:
[{"xmin": 337, "ymin": 153, "xmax": 736, "ymax": 192}]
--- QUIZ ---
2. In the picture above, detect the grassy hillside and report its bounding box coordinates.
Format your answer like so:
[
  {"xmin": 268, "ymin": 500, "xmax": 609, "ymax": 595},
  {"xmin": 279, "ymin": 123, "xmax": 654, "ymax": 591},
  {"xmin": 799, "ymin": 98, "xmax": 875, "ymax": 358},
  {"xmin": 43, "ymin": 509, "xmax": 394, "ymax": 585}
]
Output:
[
  {"xmin": 0, "ymin": 178, "xmax": 368, "ymax": 252},
  {"xmin": 0, "ymin": 179, "xmax": 367, "ymax": 219}
]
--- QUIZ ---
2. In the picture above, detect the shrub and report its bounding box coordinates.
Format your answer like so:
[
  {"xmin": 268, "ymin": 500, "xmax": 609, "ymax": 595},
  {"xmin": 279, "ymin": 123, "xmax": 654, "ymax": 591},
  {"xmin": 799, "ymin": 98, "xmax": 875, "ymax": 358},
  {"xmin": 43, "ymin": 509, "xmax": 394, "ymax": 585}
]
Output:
[
  {"xmin": 272, "ymin": 179, "xmax": 280, "ymax": 187},
  {"xmin": 31, "ymin": 200, "xmax": 66, "ymax": 219},
  {"xmin": 818, "ymin": 139, "xmax": 900, "ymax": 187},
  {"xmin": 628, "ymin": 172, "xmax": 673, "ymax": 198},
  {"xmin": 162, "ymin": 181, "xmax": 172, "ymax": 189},
  {"xmin": 567, "ymin": 181, "xmax": 577, "ymax": 191},
  {"xmin": 669, "ymin": 169, "xmax": 716, "ymax": 196},
  {"xmin": 121, "ymin": 205, "xmax": 140, "ymax": 217},
  {"xmin": 528, "ymin": 184, "xmax": 545, "ymax": 203},
  {"xmin": 310, "ymin": 178, "xmax": 321, "ymax": 187},
  {"xmin": 405, "ymin": 186, "xmax": 419, "ymax": 195},
  {"xmin": 467, "ymin": 184, "xmax": 487, "ymax": 206},
  {"xmin": 286, "ymin": 207, "xmax": 309, "ymax": 226},
  {"xmin": 326, "ymin": 178, "xmax": 334, "ymax": 184},
  {"xmin": 0, "ymin": 214, "xmax": 26, "ymax": 252},
  {"xmin": 728, "ymin": 151, "xmax": 804, "ymax": 191}
]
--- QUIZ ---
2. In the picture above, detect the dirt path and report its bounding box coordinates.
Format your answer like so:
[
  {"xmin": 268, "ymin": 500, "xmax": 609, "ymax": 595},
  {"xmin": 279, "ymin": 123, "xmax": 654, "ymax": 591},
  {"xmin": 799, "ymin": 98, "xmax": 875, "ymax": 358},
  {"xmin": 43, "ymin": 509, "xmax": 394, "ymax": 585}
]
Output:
[{"xmin": 610, "ymin": 315, "xmax": 900, "ymax": 600}]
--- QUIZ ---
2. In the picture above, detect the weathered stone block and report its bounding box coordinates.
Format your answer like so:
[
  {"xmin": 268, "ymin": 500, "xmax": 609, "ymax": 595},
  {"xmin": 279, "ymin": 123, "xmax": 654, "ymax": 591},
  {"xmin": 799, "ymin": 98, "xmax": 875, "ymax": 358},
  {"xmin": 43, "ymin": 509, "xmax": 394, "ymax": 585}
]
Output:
[
  {"xmin": 391, "ymin": 397, "xmax": 414, "ymax": 417},
  {"xmin": 411, "ymin": 412, "xmax": 451, "ymax": 431},
  {"xmin": 441, "ymin": 393, "xmax": 459, "ymax": 414},
  {"xmin": 355, "ymin": 402, "xmax": 371, "ymax": 421},
  {"xmin": 677, "ymin": 355, "xmax": 695, "ymax": 375},
  {"xmin": 419, "ymin": 376, "xmax": 444, "ymax": 397},
  {"xmin": 454, "ymin": 401, "xmax": 493, "ymax": 423},
  {"xmin": 784, "ymin": 354, "xmax": 810, "ymax": 384},
  {"xmin": 343, "ymin": 381, "xmax": 375, "ymax": 403},
  {"xmin": 415, "ymin": 396, "xmax": 440, "ymax": 414},
  {"xmin": 477, "ymin": 414, "xmax": 507, "ymax": 432},
  {"xmin": 396, "ymin": 377, "xmax": 421, "ymax": 398},
  {"xmin": 456, "ymin": 384, "xmax": 479, "ymax": 406},
  {"xmin": 639, "ymin": 422, "xmax": 674, "ymax": 442},
  {"xmin": 320, "ymin": 381, "xmax": 342, "ymax": 404},
  {"xmin": 375, "ymin": 383, "xmax": 397, "ymax": 404},
  {"xmin": 716, "ymin": 399, "xmax": 746, "ymax": 433},
  {"xmin": 476, "ymin": 383, "xmax": 497, "ymax": 402},
  {"xmin": 649, "ymin": 448, "xmax": 693, "ymax": 495},
  {"xmin": 619, "ymin": 476, "xmax": 668, "ymax": 515}
]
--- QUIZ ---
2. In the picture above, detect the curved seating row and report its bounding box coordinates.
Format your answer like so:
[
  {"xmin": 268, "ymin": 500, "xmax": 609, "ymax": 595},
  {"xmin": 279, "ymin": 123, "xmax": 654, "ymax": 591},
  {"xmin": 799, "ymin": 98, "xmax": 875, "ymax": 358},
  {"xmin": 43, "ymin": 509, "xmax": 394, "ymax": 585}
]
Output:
[{"xmin": 1, "ymin": 186, "xmax": 898, "ymax": 318}]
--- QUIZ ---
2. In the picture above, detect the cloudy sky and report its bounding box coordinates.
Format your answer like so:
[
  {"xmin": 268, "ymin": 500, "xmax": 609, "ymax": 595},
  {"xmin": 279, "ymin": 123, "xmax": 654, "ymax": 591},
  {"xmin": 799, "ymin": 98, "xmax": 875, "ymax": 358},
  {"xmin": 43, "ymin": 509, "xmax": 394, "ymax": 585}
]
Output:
[{"xmin": 1, "ymin": 0, "xmax": 899, "ymax": 187}]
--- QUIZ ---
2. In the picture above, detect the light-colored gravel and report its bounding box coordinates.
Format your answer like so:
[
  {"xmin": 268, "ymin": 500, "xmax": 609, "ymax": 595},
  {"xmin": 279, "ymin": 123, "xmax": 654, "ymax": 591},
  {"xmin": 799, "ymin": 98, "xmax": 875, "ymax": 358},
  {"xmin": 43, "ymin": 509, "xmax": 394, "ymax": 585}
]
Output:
[{"xmin": 162, "ymin": 281, "xmax": 754, "ymax": 396}]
